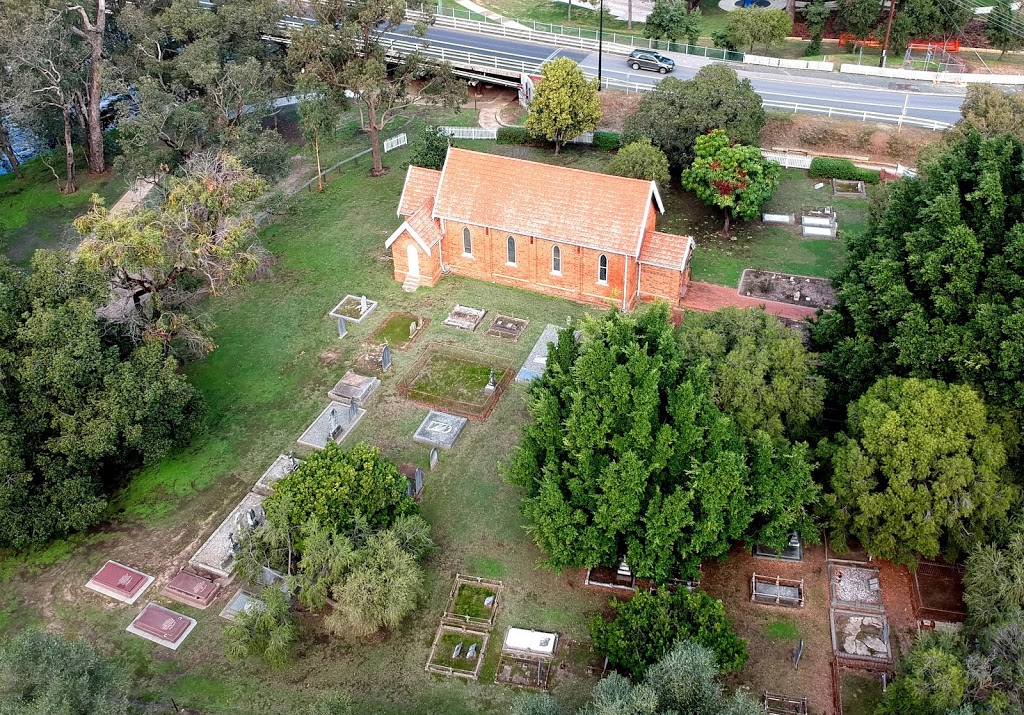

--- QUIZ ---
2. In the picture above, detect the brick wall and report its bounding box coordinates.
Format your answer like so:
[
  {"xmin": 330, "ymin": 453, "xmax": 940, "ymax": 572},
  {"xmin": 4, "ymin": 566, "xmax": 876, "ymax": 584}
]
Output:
[
  {"xmin": 639, "ymin": 264, "xmax": 683, "ymax": 303},
  {"xmin": 390, "ymin": 233, "xmax": 443, "ymax": 286}
]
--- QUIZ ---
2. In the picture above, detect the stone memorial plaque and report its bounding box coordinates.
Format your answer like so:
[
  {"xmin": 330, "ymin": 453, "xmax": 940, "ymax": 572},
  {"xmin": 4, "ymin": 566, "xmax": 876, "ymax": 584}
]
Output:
[
  {"xmin": 85, "ymin": 561, "xmax": 154, "ymax": 604},
  {"xmin": 127, "ymin": 603, "xmax": 197, "ymax": 650},
  {"xmin": 413, "ymin": 410, "xmax": 468, "ymax": 450},
  {"xmin": 162, "ymin": 570, "xmax": 222, "ymax": 609},
  {"xmin": 328, "ymin": 371, "xmax": 380, "ymax": 407}
]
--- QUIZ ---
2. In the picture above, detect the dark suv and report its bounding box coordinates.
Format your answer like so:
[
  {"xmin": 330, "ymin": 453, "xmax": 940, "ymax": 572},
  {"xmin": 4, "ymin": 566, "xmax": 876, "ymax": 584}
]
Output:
[{"xmin": 627, "ymin": 49, "xmax": 674, "ymax": 74}]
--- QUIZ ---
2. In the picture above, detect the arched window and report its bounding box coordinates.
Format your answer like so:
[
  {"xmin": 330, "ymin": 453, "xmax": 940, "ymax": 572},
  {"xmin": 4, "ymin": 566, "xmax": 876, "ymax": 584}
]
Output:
[
  {"xmin": 507, "ymin": 236, "xmax": 517, "ymax": 265},
  {"xmin": 551, "ymin": 245, "xmax": 561, "ymax": 274},
  {"xmin": 462, "ymin": 227, "xmax": 472, "ymax": 256},
  {"xmin": 598, "ymin": 254, "xmax": 608, "ymax": 283}
]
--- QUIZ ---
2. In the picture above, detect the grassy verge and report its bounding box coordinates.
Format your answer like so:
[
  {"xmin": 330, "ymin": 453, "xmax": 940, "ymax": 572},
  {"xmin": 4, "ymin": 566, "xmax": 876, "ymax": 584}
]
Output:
[{"xmin": 0, "ymin": 151, "xmax": 125, "ymax": 266}]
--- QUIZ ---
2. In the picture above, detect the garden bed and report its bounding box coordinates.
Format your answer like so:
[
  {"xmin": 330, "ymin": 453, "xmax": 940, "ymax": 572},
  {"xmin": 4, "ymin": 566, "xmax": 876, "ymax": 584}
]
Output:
[
  {"xmin": 396, "ymin": 343, "xmax": 514, "ymax": 420},
  {"xmin": 739, "ymin": 270, "xmax": 835, "ymax": 310},
  {"xmin": 425, "ymin": 625, "xmax": 489, "ymax": 679},
  {"xmin": 367, "ymin": 312, "xmax": 429, "ymax": 351}
]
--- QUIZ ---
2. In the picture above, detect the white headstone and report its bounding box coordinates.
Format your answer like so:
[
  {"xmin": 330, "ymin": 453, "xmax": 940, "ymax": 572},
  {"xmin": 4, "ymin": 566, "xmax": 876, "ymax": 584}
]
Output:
[
  {"xmin": 360, "ymin": 295, "xmax": 368, "ymax": 314},
  {"xmin": 429, "ymin": 447, "xmax": 439, "ymax": 470},
  {"xmin": 337, "ymin": 317, "xmax": 347, "ymax": 338}
]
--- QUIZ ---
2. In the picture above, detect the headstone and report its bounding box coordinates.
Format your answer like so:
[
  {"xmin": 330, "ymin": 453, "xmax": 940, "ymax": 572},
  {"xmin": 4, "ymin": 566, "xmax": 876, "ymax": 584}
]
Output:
[
  {"xmin": 429, "ymin": 447, "xmax": 439, "ymax": 470},
  {"xmin": 452, "ymin": 641, "xmax": 463, "ymax": 659},
  {"xmin": 406, "ymin": 480, "xmax": 414, "ymax": 497},
  {"xmin": 381, "ymin": 344, "xmax": 392, "ymax": 372},
  {"xmin": 228, "ymin": 531, "xmax": 241, "ymax": 552},
  {"xmin": 360, "ymin": 295, "xmax": 368, "ymax": 314},
  {"xmin": 814, "ymin": 182, "xmax": 825, "ymax": 189},
  {"xmin": 414, "ymin": 466, "xmax": 423, "ymax": 494},
  {"xmin": 348, "ymin": 398, "xmax": 359, "ymax": 424},
  {"xmin": 410, "ymin": 320, "xmax": 418, "ymax": 338},
  {"xmin": 337, "ymin": 316, "xmax": 347, "ymax": 338},
  {"xmin": 483, "ymin": 595, "xmax": 495, "ymax": 607},
  {"xmin": 287, "ymin": 450, "xmax": 299, "ymax": 472},
  {"xmin": 484, "ymin": 369, "xmax": 497, "ymax": 393},
  {"xmin": 467, "ymin": 643, "xmax": 478, "ymax": 660},
  {"xmin": 793, "ymin": 639, "xmax": 804, "ymax": 670},
  {"xmin": 246, "ymin": 508, "xmax": 258, "ymax": 528},
  {"xmin": 328, "ymin": 407, "xmax": 340, "ymax": 437}
]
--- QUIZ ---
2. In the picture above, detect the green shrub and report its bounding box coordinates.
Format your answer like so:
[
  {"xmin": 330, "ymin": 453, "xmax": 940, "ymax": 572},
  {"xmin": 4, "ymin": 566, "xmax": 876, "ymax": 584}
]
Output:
[
  {"xmin": 593, "ymin": 131, "xmax": 622, "ymax": 151},
  {"xmin": 497, "ymin": 126, "xmax": 534, "ymax": 144},
  {"xmin": 809, "ymin": 157, "xmax": 880, "ymax": 183}
]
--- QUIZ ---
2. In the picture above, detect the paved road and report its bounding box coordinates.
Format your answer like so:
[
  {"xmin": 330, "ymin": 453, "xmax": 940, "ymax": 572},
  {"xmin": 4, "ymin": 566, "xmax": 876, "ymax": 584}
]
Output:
[{"xmin": 387, "ymin": 23, "xmax": 966, "ymax": 127}]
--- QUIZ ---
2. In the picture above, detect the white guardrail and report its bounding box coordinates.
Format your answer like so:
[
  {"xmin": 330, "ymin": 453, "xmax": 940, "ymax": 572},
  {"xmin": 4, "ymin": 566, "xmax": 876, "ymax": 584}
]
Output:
[{"xmin": 839, "ymin": 63, "xmax": 1024, "ymax": 85}]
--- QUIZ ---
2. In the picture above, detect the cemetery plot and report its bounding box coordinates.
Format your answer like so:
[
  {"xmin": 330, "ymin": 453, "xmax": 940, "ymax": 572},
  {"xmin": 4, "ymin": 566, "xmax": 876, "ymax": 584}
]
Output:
[
  {"xmin": 739, "ymin": 270, "xmax": 836, "ymax": 310},
  {"xmin": 425, "ymin": 625, "xmax": 488, "ymax": 680},
  {"xmin": 329, "ymin": 294, "xmax": 377, "ymax": 323},
  {"xmin": 830, "ymin": 565, "xmax": 883, "ymax": 612},
  {"xmin": 161, "ymin": 570, "xmax": 222, "ymax": 609},
  {"xmin": 297, "ymin": 401, "xmax": 366, "ymax": 449},
  {"xmin": 496, "ymin": 654, "xmax": 553, "ymax": 690},
  {"xmin": 353, "ymin": 342, "xmax": 393, "ymax": 375},
  {"xmin": 485, "ymin": 314, "xmax": 529, "ymax": 341},
  {"xmin": 368, "ymin": 312, "xmax": 429, "ymax": 351},
  {"xmin": 830, "ymin": 610, "xmax": 891, "ymax": 664},
  {"xmin": 85, "ymin": 561, "xmax": 154, "ymax": 604},
  {"xmin": 838, "ymin": 667, "xmax": 887, "ymax": 715},
  {"xmin": 911, "ymin": 561, "xmax": 967, "ymax": 624},
  {"xmin": 825, "ymin": 537, "xmax": 873, "ymax": 565},
  {"xmin": 219, "ymin": 587, "xmax": 264, "ymax": 621},
  {"xmin": 764, "ymin": 692, "xmax": 809, "ymax": 715},
  {"xmin": 751, "ymin": 573, "xmax": 806, "ymax": 608},
  {"xmin": 398, "ymin": 344, "xmax": 513, "ymax": 419},
  {"xmin": 443, "ymin": 304, "xmax": 486, "ymax": 332},
  {"xmin": 800, "ymin": 207, "xmax": 838, "ymax": 238},
  {"xmin": 443, "ymin": 574, "xmax": 503, "ymax": 629},
  {"xmin": 253, "ymin": 452, "xmax": 301, "ymax": 496},
  {"xmin": 328, "ymin": 371, "xmax": 380, "ymax": 407},
  {"xmin": 516, "ymin": 324, "xmax": 561, "ymax": 383},
  {"xmin": 413, "ymin": 410, "xmax": 468, "ymax": 450},
  {"xmin": 190, "ymin": 491, "xmax": 266, "ymax": 579},
  {"xmin": 755, "ymin": 533, "xmax": 804, "ymax": 561},
  {"xmin": 832, "ymin": 179, "xmax": 867, "ymax": 198},
  {"xmin": 126, "ymin": 603, "xmax": 197, "ymax": 650},
  {"xmin": 399, "ymin": 463, "xmax": 426, "ymax": 500}
]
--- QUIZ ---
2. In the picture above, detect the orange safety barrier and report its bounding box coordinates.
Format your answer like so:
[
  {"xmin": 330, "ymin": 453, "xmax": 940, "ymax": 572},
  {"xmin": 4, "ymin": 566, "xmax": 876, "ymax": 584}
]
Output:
[{"xmin": 837, "ymin": 33, "xmax": 960, "ymax": 52}]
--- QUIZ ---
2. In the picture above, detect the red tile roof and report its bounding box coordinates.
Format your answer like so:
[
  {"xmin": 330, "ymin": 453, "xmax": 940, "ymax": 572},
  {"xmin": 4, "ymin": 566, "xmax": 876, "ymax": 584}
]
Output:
[
  {"xmin": 398, "ymin": 166, "xmax": 441, "ymax": 217},
  {"xmin": 432, "ymin": 148, "xmax": 662, "ymax": 256},
  {"xmin": 640, "ymin": 231, "xmax": 694, "ymax": 270},
  {"xmin": 406, "ymin": 198, "xmax": 442, "ymax": 248}
]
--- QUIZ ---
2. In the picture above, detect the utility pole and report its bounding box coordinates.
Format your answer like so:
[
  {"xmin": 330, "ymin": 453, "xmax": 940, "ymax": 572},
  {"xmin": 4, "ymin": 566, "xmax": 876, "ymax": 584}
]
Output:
[
  {"xmin": 879, "ymin": 0, "xmax": 897, "ymax": 68},
  {"xmin": 598, "ymin": 0, "xmax": 604, "ymax": 90}
]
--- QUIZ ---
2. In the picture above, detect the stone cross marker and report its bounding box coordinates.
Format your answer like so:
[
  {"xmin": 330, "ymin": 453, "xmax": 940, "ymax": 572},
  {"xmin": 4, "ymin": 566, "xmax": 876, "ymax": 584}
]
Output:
[
  {"xmin": 429, "ymin": 447, "xmax": 438, "ymax": 470},
  {"xmin": 381, "ymin": 344, "xmax": 392, "ymax": 372},
  {"xmin": 337, "ymin": 316, "xmax": 347, "ymax": 338},
  {"xmin": 410, "ymin": 320, "xmax": 417, "ymax": 339}
]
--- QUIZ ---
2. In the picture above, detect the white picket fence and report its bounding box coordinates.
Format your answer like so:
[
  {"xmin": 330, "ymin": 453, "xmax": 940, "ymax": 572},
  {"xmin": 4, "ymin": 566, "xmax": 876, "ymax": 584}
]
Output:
[
  {"xmin": 760, "ymin": 150, "xmax": 813, "ymax": 169},
  {"xmin": 383, "ymin": 133, "xmax": 408, "ymax": 152},
  {"xmin": 437, "ymin": 126, "xmax": 498, "ymax": 139}
]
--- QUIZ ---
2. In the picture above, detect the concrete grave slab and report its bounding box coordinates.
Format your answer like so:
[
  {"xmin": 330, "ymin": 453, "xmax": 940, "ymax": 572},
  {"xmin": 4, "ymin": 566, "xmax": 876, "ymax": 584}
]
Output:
[
  {"xmin": 516, "ymin": 324, "xmax": 561, "ymax": 383},
  {"xmin": 443, "ymin": 304, "xmax": 486, "ymax": 332},
  {"xmin": 85, "ymin": 561, "xmax": 154, "ymax": 604},
  {"xmin": 297, "ymin": 401, "xmax": 367, "ymax": 450},
  {"xmin": 328, "ymin": 370, "xmax": 381, "ymax": 407},
  {"xmin": 329, "ymin": 294, "xmax": 378, "ymax": 323},
  {"xmin": 161, "ymin": 570, "xmax": 222, "ymax": 609},
  {"xmin": 254, "ymin": 453, "xmax": 301, "ymax": 496},
  {"xmin": 485, "ymin": 314, "xmax": 529, "ymax": 341},
  {"xmin": 219, "ymin": 587, "xmax": 265, "ymax": 622},
  {"xmin": 189, "ymin": 491, "xmax": 266, "ymax": 579},
  {"xmin": 126, "ymin": 603, "xmax": 197, "ymax": 650},
  {"xmin": 413, "ymin": 410, "xmax": 468, "ymax": 450}
]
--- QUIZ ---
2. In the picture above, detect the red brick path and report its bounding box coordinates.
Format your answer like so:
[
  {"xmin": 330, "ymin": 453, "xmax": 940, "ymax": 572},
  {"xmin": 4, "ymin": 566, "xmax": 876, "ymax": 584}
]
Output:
[{"xmin": 680, "ymin": 281, "xmax": 819, "ymax": 320}]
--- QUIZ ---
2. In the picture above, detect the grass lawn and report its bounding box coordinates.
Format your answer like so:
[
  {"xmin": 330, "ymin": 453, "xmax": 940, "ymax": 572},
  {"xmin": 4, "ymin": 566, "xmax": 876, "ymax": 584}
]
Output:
[
  {"xmin": 0, "ymin": 152, "xmax": 125, "ymax": 266},
  {"xmin": 765, "ymin": 619, "xmax": 800, "ymax": 640},
  {"xmin": 407, "ymin": 349, "xmax": 506, "ymax": 406},
  {"xmin": 453, "ymin": 584, "xmax": 498, "ymax": 620},
  {"xmin": 841, "ymin": 671, "xmax": 885, "ymax": 715},
  {"xmin": 372, "ymin": 311, "xmax": 423, "ymax": 349}
]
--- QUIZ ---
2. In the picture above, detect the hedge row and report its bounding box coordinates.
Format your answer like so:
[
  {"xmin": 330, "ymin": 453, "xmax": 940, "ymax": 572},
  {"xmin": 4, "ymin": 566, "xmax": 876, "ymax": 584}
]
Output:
[
  {"xmin": 495, "ymin": 126, "xmax": 622, "ymax": 151},
  {"xmin": 809, "ymin": 157, "xmax": 880, "ymax": 184},
  {"xmin": 593, "ymin": 131, "xmax": 621, "ymax": 151}
]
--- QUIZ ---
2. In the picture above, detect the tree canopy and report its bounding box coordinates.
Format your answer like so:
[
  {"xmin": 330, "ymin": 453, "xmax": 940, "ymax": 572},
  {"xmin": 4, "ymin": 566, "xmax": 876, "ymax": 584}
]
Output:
[
  {"xmin": 623, "ymin": 65, "xmax": 764, "ymax": 173},
  {"xmin": 507, "ymin": 305, "xmax": 820, "ymax": 583},
  {"xmin": 606, "ymin": 138, "xmax": 671, "ymax": 186},
  {"xmin": 525, "ymin": 58, "xmax": 601, "ymax": 154},
  {"xmin": 962, "ymin": 517, "xmax": 1024, "ymax": 630},
  {"xmin": 589, "ymin": 588, "xmax": 748, "ymax": 677},
  {"xmin": 644, "ymin": 0, "xmax": 702, "ymax": 45},
  {"xmin": 722, "ymin": 8, "xmax": 793, "ymax": 53},
  {"xmin": 0, "ymin": 629, "xmax": 131, "ymax": 715},
  {"xmin": 809, "ymin": 131, "xmax": 1024, "ymax": 410},
  {"xmin": 0, "ymin": 253, "xmax": 203, "ymax": 549},
  {"xmin": 681, "ymin": 129, "xmax": 780, "ymax": 233},
  {"xmin": 821, "ymin": 377, "xmax": 1017, "ymax": 565},
  {"xmin": 985, "ymin": 0, "xmax": 1024, "ymax": 58}
]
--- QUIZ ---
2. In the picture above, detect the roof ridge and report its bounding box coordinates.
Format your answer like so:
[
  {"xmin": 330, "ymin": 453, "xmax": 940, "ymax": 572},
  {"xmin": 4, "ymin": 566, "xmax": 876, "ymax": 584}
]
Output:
[{"xmin": 445, "ymin": 147, "xmax": 654, "ymax": 188}]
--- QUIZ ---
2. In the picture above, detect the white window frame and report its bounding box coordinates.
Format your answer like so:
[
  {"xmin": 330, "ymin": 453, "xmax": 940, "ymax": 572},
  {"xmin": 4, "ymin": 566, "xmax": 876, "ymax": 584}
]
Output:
[{"xmin": 551, "ymin": 245, "xmax": 561, "ymax": 275}]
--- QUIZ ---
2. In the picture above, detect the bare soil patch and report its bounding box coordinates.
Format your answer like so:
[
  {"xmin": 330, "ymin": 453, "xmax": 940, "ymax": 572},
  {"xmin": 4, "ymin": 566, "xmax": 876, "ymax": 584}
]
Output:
[
  {"xmin": 597, "ymin": 90, "xmax": 641, "ymax": 132},
  {"xmin": 761, "ymin": 115, "xmax": 941, "ymax": 166},
  {"xmin": 911, "ymin": 562, "xmax": 967, "ymax": 623},
  {"xmin": 703, "ymin": 544, "xmax": 837, "ymax": 715},
  {"xmin": 739, "ymin": 270, "xmax": 836, "ymax": 309}
]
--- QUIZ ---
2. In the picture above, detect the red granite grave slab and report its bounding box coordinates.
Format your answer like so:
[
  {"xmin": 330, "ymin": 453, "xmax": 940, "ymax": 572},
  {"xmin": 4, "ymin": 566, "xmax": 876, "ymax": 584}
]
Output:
[
  {"xmin": 85, "ymin": 561, "xmax": 153, "ymax": 604},
  {"xmin": 162, "ymin": 570, "xmax": 222, "ymax": 609},
  {"xmin": 127, "ymin": 603, "xmax": 196, "ymax": 649}
]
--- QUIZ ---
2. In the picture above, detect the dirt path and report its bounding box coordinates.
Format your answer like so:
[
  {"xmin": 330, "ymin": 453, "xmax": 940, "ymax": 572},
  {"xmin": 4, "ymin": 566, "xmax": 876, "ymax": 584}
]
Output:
[
  {"xmin": 473, "ymin": 89, "xmax": 519, "ymax": 130},
  {"xmin": 680, "ymin": 281, "xmax": 819, "ymax": 320}
]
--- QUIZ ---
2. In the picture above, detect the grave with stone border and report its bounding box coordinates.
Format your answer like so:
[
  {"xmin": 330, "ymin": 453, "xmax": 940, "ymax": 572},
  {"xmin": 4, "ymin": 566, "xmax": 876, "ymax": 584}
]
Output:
[
  {"xmin": 443, "ymin": 304, "xmax": 487, "ymax": 332},
  {"xmin": 253, "ymin": 452, "xmax": 302, "ymax": 496},
  {"xmin": 85, "ymin": 561, "xmax": 154, "ymax": 604},
  {"xmin": 329, "ymin": 294, "xmax": 378, "ymax": 323},
  {"xmin": 516, "ymin": 324, "xmax": 581, "ymax": 383},
  {"xmin": 413, "ymin": 410, "xmax": 468, "ymax": 450},
  {"xmin": 126, "ymin": 603, "xmax": 197, "ymax": 650},
  {"xmin": 189, "ymin": 492, "xmax": 267, "ymax": 579},
  {"xmin": 161, "ymin": 570, "xmax": 222, "ymax": 609},
  {"xmin": 328, "ymin": 371, "xmax": 381, "ymax": 407},
  {"xmin": 485, "ymin": 314, "xmax": 529, "ymax": 341},
  {"xmin": 425, "ymin": 624, "xmax": 490, "ymax": 680},
  {"xmin": 219, "ymin": 587, "xmax": 265, "ymax": 622},
  {"xmin": 297, "ymin": 401, "xmax": 367, "ymax": 449},
  {"xmin": 830, "ymin": 610, "xmax": 891, "ymax": 663}
]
